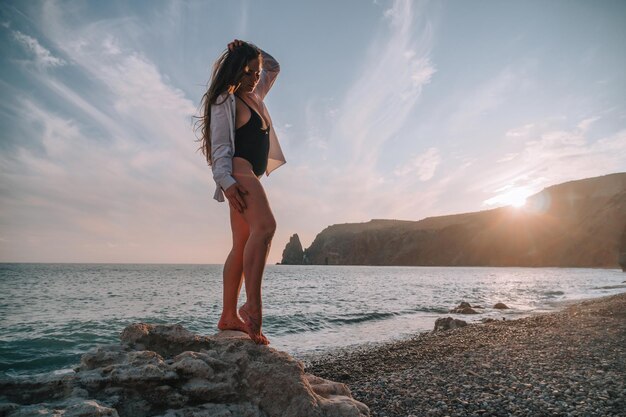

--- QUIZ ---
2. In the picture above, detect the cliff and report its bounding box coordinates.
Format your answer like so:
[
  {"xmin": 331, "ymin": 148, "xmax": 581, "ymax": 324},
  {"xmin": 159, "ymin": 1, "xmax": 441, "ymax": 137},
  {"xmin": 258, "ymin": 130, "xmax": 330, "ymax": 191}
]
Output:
[
  {"xmin": 293, "ymin": 173, "xmax": 626, "ymax": 268},
  {"xmin": 280, "ymin": 233, "xmax": 305, "ymax": 265},
  {"xmin": 0, "ymin": 324, "xmax": 369, "ymax": 417}
]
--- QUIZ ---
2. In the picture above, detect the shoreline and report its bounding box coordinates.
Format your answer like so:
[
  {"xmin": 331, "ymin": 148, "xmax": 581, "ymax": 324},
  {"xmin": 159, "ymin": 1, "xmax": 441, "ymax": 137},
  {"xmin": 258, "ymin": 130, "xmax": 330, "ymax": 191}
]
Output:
[
  {"xmin": 304, "ymin": 292, "xmax": 626, "ymax": 417},
  {"xmin": 4, "ymin": 291, "xmax": 623, "ymax": 380},
  {"xmin": 293, "ymin": 290, "xmax": 625, "ymax": 363}
]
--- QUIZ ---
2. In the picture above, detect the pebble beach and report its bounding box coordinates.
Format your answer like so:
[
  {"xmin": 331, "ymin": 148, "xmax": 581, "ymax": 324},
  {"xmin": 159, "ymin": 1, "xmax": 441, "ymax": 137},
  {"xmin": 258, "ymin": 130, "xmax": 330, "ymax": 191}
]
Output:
[{"xmin": 304, "ymin": 292, "xmax": 626, "ymax": 417}]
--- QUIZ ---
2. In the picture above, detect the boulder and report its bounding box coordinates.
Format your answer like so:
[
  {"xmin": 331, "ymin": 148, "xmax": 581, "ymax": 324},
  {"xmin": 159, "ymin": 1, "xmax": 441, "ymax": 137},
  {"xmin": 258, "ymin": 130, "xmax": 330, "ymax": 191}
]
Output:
[
  {"xmin": 0, "ymin": 324, "xmax": 369, "ymax": 417},
  {"xmin": 449, "ymin": 302, "xmax": 480, "ymax": 314},
  {"xmin": 433, "ymin": 317, "xmax": 468, "ymax": 332},
  {"xmin": 493, "ymin": 303, "xmax": 509, "ymax": 310}
]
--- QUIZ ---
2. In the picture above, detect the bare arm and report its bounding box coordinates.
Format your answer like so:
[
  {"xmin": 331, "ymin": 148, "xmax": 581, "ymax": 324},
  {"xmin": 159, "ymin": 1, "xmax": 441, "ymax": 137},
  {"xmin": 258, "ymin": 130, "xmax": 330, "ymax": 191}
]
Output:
[
  {"xmin": 227, "ymin": 39, "xmax": 280, "ymax": 100},
  {"xmin": 254, "ymin": 48, "xmax": 280, "ymax": 100}
]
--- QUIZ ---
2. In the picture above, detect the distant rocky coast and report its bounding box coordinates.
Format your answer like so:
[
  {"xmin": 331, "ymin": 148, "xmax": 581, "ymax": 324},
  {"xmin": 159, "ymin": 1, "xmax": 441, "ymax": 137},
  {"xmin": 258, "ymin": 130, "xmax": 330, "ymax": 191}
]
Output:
[{"xmin": 281, "ymin": 173, "xmax": 626, "ymax": 268}]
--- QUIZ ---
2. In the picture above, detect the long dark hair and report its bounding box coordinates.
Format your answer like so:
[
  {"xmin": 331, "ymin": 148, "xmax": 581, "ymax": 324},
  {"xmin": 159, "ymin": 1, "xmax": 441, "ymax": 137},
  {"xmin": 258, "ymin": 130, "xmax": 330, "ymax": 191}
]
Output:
[{"xmin": 195, "ymin": 42, "xmax": 261, "ymax": 166}]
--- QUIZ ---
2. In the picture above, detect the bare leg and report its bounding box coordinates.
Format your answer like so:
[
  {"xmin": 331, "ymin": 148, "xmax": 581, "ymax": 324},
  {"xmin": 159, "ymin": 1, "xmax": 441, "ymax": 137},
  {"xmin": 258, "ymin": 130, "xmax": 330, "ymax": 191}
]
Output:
[
  {"xmin": 232, "ymin": 158, "xmax": 276, "ymax": 345},
  {"xmin": 217, "ymin": 206, "xmax": 250, "ymax": 332}
]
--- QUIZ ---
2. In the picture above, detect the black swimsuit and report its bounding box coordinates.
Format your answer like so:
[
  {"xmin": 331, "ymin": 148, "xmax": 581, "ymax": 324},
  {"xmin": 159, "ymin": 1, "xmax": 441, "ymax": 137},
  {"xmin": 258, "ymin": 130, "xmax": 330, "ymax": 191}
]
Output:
[{"xmin": 233, "ymin": 96, "xmax": 270, "ymax": 177}]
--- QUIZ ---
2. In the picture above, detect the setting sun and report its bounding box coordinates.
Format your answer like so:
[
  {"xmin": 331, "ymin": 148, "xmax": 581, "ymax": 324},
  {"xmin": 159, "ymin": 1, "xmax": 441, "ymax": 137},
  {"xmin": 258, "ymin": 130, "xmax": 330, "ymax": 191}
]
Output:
[
  {"xmin": 485, "ymin": 186, "xmax": 533, "ymax": 208},
  {"xmin": 509, "ymin": 191, "xmax": 529, "ymax": 207}
]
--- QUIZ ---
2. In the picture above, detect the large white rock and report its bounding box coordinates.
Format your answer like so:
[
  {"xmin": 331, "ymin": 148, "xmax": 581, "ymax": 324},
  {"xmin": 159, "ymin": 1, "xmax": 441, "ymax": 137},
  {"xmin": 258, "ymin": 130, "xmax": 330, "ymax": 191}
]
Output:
[{"xmin": 0, "ymin": 324, "xmax": 369, "ymax": 417}]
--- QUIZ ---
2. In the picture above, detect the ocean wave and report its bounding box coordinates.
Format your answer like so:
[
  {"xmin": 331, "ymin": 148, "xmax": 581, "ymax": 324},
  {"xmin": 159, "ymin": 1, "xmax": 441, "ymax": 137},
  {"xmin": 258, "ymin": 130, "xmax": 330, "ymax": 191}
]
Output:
[
  {"xmin": 267, "ymin": 306, "xmax": 450, "ymax": 336},
  {"xmin": 266, "ymin": 311, "xmax": 404, "ymax": 335},
  {"xmin": 592, "ymin": 284, "xmax": 626, "ymax": 290},
  {"xmin": 327, "ymin": 311, "xmax": 398, "ymax": 325},
  {"xmin": 0, "ymin": 339, "xmax": 82, "ymax": 376},
  {"xmin": 409, "ymin": 306, "xmax": 450, "ymax": 314},
  {"xmin": 541, "ymin": 290, "xmax": 565, "ymax": 297},
  {"xmin": 266, "ymin": 313, "xmax": 329, "ymax": 335}
]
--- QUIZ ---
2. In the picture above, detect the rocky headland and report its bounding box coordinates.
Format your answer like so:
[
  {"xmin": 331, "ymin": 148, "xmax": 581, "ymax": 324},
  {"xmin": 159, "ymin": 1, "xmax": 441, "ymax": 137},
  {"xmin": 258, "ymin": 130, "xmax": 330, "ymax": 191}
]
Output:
[
  {"xmin": 0, "ymin": 324, "xmax": 369, "ymax": 417},
  {"xmin": 282, "ymin": 173, "xmax": 626, "ymax": 268}
]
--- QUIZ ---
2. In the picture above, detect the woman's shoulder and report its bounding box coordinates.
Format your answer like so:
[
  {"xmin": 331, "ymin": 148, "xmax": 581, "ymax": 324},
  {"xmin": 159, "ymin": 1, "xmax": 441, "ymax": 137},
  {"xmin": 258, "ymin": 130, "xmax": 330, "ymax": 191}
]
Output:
[{"xmin": 212, "ymin": 91, "xmax": 234, "ymax": 107}]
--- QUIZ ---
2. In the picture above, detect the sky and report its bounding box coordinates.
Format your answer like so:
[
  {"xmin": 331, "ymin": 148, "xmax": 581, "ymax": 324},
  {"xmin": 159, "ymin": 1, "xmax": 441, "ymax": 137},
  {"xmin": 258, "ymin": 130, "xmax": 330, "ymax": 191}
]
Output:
[{"xmin": 0, "ymin": 0, "xmax": 625, "ymax": 264}]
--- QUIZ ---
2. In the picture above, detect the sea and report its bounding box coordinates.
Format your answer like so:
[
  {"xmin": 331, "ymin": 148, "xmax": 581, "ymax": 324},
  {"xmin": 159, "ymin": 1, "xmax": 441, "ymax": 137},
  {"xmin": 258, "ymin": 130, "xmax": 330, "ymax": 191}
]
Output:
[{"xmin": 1, "ymin": 263, "xmax": 625, "ymax": 379}]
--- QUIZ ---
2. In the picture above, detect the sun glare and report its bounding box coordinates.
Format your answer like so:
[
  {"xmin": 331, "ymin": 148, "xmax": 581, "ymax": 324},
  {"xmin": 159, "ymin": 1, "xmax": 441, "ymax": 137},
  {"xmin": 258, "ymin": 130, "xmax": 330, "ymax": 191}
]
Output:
[
  {"xmin": 484, "ymin": 187, "xmax": 533, "ymax": 208},
  {"xmin": 510, "ymin": 194, "xmax": 528, "ymax": 208}
]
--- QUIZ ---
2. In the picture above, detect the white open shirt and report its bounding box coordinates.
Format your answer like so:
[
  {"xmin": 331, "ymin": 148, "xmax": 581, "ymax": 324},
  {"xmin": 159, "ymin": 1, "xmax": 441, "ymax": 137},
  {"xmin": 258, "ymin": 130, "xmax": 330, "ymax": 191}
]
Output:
[{"xmin": 209, "ymin": 49, "xmax": 286, "ymax": 202}]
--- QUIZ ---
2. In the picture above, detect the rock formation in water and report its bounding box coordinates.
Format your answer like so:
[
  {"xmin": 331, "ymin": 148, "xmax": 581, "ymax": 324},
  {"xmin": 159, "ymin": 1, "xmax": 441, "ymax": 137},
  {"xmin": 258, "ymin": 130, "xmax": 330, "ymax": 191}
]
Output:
[
  {"xmin": 280, "ymin": 233, "xmax": 305, "ymax": 265},
  {"xmin": 449, "ymin": 302, "xmax": 481, "ymax": 314},
  {"xmin": 0, "ymin": 324, "xmax": 369, "ymax": 417},
  {"xmin": 287, "ymin": 173, "xmax": 626, "ymax": 268}
]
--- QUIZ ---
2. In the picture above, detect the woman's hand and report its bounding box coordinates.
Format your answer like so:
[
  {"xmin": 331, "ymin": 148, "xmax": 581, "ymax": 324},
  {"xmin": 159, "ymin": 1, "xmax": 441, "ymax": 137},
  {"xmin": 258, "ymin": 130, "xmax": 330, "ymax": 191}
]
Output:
[
  {"xmin": 228, "ymin": 39, "xmax": 244, "ymax": 52},
  {"xmin": 224, "ymin": 182, "xmax": 249, "ymax": 213}
]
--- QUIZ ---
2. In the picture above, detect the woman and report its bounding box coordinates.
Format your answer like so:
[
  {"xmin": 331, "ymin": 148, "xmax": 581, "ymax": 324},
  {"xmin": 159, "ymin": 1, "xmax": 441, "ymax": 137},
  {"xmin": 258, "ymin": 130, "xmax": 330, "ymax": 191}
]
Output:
[{"xmin": 197, "ymin": 39, "xmax": 286, "ymax": 345}]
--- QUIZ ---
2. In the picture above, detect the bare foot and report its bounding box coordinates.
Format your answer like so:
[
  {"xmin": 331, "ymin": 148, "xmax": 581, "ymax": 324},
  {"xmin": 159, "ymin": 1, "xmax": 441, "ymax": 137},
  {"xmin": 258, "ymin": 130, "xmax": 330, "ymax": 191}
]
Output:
[
  {"xmin": 239, "ymin": 304, "xmax": 270, "ymax": 345},
  {"xmin": 217, "ymin": 314, "xmax": 247, "ymax": 333}
]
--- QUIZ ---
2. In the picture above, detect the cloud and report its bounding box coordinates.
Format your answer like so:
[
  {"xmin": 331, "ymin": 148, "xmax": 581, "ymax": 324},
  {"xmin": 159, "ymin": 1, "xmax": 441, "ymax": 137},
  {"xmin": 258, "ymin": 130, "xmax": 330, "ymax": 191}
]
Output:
[
  {"xmin": 393, "ymin": 147, "xmax": 441, "ymax": 180},
  {"xmin": 11, "ymin": 29, "xmax": 66, "ymax": 68},
  {"xmin": 0, "ymin": 93, "xmax": 214, "ymax": 263},
  {"xmin": 334, "ymin": 0, "xmax": 436, "ymax": 168},
  {"xmin": 478, "ymin": 117, "xmax": 626, "ymax": 207},
  {"xmin": 36, "ymin": 2, "xmax": 197, "ymax": 154},
  {"xmin": 577, "ymin": 116, "xmax": 600, "ymax": 133},
  {"xmin": 258, "ymin": 0, "xmax": 443, "ymax": 252},
  {"xmin": 0, "ymin": 4, "xmax": 224, "ymax": 262},
  {"xmin": 342, "ymin": 0, "xmax": 437, "ymax": 202},
  {"xmin": 505, "ymin": 123, "xmax": 534, "ymax": 138},
  {"xmin": 497, "ymin": 153, "xmax": 518, "ymax": 162},
  {"xmin": 448, "ymin": 67, "xmax": 530, "ymax": 133},
  {"xmin": 238, "ymin": 0, "xmax": 249, "ymax": 36}
]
